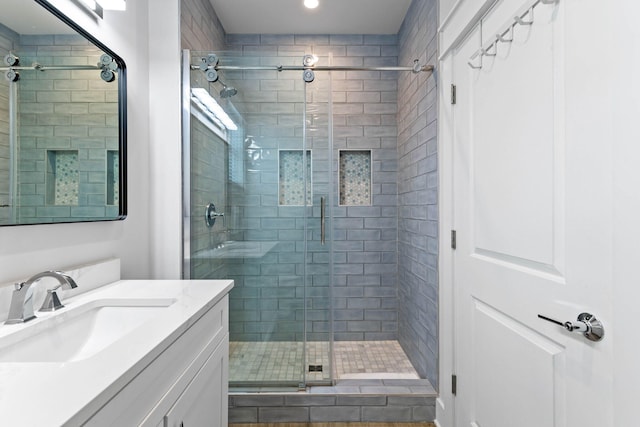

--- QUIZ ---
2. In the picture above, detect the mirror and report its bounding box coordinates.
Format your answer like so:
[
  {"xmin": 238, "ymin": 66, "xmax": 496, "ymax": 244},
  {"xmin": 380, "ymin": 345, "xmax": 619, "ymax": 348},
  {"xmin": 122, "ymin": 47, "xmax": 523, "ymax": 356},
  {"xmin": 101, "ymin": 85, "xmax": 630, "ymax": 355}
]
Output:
[{"xmin": 0, "ymin": 0, "xmax": 126, "ymax": 225}]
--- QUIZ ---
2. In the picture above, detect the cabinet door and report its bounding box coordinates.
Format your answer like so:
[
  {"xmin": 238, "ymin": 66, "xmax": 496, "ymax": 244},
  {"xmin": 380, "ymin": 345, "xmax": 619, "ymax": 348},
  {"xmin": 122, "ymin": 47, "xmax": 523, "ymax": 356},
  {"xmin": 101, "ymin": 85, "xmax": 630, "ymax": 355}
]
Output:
[{"xmin": 164, "ymin": 335, "xmax": 228, "ymax": 427}]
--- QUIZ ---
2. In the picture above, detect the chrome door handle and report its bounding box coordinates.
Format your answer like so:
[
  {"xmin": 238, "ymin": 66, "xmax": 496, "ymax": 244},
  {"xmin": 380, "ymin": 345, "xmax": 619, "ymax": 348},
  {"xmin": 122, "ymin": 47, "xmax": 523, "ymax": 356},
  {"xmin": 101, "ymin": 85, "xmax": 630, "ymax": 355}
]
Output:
[
  {"xmin": 538, "ymin": 312, "xmax": 605, "ymax": 342},
  {"xmin": 320, "ymin": 197, "xmax": 326, "ymax": 245}
]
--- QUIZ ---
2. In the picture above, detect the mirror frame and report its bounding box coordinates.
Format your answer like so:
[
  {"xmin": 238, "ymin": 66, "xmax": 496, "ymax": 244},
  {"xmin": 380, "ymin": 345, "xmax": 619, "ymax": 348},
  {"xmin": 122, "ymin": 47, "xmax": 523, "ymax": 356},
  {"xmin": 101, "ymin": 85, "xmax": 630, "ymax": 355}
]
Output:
[{"xmin": 2, "ymin": 0, "xmax": 129, "ymax": 225}]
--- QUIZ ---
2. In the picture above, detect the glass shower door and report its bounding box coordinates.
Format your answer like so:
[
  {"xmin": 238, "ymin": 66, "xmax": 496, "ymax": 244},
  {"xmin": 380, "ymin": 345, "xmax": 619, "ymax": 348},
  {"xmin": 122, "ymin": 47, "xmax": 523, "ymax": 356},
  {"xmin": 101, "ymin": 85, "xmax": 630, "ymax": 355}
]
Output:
[{"xmin": 183, "ymin": 50, "xmax": 332, "ymax": 387}]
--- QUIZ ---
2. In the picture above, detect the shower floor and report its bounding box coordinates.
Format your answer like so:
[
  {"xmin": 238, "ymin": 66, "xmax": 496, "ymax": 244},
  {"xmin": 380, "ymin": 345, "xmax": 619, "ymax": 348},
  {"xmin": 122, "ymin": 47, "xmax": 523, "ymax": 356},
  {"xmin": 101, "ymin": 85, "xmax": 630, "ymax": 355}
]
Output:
[{"xmin": 229, "ymin": 340, "xmax": 419, "ymax": 383}]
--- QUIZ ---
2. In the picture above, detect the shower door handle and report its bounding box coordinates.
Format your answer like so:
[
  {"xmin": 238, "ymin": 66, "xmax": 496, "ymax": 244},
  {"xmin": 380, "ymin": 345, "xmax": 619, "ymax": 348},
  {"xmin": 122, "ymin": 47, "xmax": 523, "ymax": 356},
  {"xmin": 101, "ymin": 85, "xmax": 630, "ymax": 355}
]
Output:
[{"xmin": 320, "ymin": 197, "xmax": 326, "ymax": 245}]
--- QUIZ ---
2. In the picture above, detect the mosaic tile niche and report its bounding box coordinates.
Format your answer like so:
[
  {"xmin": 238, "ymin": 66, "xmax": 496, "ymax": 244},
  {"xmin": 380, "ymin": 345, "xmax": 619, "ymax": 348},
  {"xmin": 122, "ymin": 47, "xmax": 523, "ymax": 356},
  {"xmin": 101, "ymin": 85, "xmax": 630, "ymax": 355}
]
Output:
[
  {"xmin": 339, "ymin": 150, "xmax": 372, "ymax": 206},
  {"xmin": 46, "ymin": 150, "xmax": 79, "ymax": 205},
  {"xmin": 279, "ymin": 150, "xmax": 312, "ymax": 206},
  {"xmin": 106, "ymin": 150, "xmax": 119, "ymax": 205}
]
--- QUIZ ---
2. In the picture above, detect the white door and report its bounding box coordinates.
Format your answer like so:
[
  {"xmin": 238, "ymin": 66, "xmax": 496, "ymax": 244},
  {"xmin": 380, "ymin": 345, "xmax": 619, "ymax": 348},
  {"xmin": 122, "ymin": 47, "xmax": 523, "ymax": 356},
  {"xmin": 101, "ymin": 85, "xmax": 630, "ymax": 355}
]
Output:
[{"xmin": 451, "ymin": 1, "xmax": 613, "ymax": 426}]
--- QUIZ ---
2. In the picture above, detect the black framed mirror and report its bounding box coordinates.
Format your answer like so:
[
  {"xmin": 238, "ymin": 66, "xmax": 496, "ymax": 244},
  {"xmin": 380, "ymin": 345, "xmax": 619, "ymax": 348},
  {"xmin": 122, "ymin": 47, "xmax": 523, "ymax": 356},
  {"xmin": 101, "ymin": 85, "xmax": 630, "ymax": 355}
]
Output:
[{"xmin": 0, "ymin": 0, "xmax": 126, "ymax": 225}]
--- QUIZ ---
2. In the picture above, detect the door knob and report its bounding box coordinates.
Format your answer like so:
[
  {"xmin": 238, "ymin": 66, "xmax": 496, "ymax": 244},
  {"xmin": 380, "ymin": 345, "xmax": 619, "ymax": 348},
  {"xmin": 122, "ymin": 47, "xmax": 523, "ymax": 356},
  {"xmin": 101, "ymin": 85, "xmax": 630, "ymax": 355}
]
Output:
[{"xmin": 538, "ymin": 312, "xmax": 605, "ymax": 342}]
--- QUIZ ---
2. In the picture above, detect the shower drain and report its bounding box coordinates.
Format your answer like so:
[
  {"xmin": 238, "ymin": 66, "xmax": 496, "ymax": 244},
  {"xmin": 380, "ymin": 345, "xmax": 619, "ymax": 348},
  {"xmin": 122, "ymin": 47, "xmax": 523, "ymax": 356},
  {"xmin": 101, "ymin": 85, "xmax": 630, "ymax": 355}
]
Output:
[{"xmin": 308, "ymin": 365, "xmax": 323, "ymax": 372}]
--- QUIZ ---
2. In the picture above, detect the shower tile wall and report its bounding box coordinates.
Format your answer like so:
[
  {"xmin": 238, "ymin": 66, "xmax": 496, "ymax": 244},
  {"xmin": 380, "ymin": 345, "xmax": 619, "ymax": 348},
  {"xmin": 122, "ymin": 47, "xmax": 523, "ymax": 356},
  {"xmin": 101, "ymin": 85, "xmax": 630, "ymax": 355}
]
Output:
[
  {"xmin": 0, "ymin": 24, "xmax": 15, "ymax": 223},
  {"xmin": 397, "ymin": 0, "xmax": 439, "ymax": 386},
  {"xmin": 225, "ymin": 34, "xmax": 399, "ymax": 342},
  {"xmin": 180, "ymin": 0, "xmax": 439, "ymax": 387},
  {"xmin": 181, "ymin": 0, "xmax": 229, "ymax": 280},
  {"xmin": 14, "ymin": 35, "xmax": 118, "ymax": 223},
  {"xmin": 189, "ymin": 121, "xmax": 229, "ymax": 280},
  {"xmin": 181, "ymin": 0, "xmax": 226, "ymax": 52}
]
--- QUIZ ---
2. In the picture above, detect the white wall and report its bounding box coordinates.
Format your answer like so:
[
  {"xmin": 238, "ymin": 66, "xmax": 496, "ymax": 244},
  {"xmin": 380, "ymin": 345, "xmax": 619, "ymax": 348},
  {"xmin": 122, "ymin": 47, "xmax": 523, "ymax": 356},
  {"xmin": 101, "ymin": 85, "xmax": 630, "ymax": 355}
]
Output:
[
  {"xmin": 0, "ymin": 0, "xmax": 153, "ymax": 285},
  {"xmin": 147, "ymin": 0, "xmax": 183, "ymax": 279}
]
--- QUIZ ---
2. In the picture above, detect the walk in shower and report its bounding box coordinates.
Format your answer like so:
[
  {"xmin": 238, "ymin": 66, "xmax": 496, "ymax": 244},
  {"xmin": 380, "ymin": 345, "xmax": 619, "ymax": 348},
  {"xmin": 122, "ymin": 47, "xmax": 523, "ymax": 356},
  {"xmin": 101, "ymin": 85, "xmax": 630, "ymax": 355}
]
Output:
[{"xmin": 182, "ymin": 47, "xmax": 433, "ymax": 388}]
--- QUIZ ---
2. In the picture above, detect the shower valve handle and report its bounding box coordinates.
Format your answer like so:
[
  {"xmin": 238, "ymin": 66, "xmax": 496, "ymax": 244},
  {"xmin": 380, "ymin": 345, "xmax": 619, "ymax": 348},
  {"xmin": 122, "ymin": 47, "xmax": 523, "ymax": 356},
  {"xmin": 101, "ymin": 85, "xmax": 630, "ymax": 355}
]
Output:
[
  {"xmin": 537, "ymin": 313, "xmax": 604, "ymax": 342},
  {"xmin": 205, "ymin": 203, "xmax": 225, "ymax": 228}
]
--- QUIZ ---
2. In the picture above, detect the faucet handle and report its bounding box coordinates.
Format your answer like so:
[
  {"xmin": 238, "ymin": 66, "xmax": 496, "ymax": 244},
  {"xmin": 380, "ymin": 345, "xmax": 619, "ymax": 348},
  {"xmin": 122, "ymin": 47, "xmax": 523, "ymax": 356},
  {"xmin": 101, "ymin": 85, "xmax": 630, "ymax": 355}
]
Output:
[
  {"xmin": 39, "ymin": 289, "xmax": 65, "ymax": 312},
  {"xmin": 38, "ymin": 272, "xmax": 77, "ymax": 312},
  {"xmin": 5, "ymin": 282, "xmax": 35, "ymax": 324}
]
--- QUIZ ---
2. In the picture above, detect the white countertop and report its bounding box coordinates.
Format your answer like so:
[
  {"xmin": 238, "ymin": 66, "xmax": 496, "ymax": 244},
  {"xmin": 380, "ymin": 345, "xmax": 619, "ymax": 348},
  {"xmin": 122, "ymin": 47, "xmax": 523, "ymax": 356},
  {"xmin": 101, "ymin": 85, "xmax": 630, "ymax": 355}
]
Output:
[{"xmin": 0, "ymin": 279, "xmax": 233, "ymax": 426}]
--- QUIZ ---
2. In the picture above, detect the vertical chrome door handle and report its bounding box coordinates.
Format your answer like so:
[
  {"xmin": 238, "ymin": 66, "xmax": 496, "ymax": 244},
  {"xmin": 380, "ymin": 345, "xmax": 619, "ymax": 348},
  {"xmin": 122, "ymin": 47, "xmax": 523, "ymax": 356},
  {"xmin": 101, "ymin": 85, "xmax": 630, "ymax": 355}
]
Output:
[{"xmin": 320, "ymin": 196, "xmax": 326, "ymax": 245}]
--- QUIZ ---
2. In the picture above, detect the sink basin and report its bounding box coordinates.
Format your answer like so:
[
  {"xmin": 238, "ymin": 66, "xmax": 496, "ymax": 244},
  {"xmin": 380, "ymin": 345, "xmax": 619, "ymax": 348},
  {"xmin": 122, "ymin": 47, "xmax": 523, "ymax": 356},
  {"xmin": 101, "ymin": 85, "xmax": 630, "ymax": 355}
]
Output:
[{"xmin": 0, "ymin": 298, "xmax": 175, "ymax": 363}]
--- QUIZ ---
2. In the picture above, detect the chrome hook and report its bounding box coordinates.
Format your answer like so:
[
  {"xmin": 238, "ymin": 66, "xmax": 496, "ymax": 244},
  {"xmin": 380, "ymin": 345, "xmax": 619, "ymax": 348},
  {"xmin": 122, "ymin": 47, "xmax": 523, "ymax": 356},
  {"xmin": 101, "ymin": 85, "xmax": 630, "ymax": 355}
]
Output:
[
  {"xmin": 468, "ymin": 59, "xmax": 482, "ymax": 69},
  {"xmin": 514, "ymin": 7, "xmax": 534, "ymax": 26},
  {"xmin": 480, "ymin": 44, "xmax": 497, "ymax": 57},
  {"xmin": 497, "ymin": 27, "xmax": 514, "ymax": 43},
  {"xmin": 467, "ymin": 50, "xmax": 482, "ymax": 69}
]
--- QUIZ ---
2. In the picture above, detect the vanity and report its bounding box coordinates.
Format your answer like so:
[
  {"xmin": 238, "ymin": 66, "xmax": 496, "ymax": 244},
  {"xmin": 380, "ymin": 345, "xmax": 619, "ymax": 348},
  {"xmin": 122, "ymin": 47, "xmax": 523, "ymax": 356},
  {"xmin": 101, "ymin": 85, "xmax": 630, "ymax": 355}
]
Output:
[
  {"xmin": 0, "ymin": 0, "xmax": 234, "ymax": 423},
  {"xmin": 0, "ymin": 273, "xmax": 233, "ymax": 426}
]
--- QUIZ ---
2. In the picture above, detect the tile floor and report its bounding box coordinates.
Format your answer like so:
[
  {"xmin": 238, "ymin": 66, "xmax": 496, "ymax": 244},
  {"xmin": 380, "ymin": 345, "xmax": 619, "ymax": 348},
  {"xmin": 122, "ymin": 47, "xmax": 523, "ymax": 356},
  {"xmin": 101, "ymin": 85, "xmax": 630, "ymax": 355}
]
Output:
[
  {"xmin": 230, "ymin": 424, "xmax": 437, "ymax": 427},
  {"xmin": 229, "ymin": 340, "xmax": 419, "ymax": 384}
]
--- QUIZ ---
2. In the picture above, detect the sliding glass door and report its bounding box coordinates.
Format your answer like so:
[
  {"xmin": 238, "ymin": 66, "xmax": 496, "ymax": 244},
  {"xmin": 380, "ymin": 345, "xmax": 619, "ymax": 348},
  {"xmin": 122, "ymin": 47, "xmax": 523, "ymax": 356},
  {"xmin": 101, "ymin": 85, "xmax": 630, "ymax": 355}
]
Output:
[{"xmin": 182, "ymin": 50, "xmax": 333, "ymax": 387}]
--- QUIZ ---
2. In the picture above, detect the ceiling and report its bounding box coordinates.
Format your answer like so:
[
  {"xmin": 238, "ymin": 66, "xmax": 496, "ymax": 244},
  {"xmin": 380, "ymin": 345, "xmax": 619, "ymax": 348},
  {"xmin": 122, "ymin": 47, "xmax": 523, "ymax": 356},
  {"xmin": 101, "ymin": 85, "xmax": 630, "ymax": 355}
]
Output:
[
  {"xmin": 208, "ymin": 0, "xmax": 413, "ymax": 35},
  {"xmin": 2, "ymin": 0, "xmax": 73, "ymax": 35}
]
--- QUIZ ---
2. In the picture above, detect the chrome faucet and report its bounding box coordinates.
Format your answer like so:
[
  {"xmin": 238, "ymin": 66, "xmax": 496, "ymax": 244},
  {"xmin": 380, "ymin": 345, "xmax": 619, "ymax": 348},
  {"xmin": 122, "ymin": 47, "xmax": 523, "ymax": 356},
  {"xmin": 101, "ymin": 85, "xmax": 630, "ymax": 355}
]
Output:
[{"xmin": 4, "ymin": 271, "xmax": 78, "ymax": 324}]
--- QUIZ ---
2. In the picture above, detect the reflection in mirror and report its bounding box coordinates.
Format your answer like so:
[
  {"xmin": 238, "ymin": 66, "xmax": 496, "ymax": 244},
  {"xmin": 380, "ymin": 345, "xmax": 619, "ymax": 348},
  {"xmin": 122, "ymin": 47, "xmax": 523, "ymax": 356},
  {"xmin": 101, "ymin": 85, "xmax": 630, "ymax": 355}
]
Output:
[{"xmin": 0, "ymin": 0, "xmax": 126, "ymax": 225}]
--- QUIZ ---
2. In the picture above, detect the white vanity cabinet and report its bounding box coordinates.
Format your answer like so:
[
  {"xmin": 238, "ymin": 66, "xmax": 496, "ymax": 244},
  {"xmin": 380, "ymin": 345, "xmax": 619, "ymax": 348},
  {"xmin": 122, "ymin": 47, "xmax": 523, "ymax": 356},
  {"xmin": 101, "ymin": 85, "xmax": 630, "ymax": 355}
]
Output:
[
  {"xmin": 83, "ymin": 295, "xmax": 229, "ymax": 427},
  {"xmin": 161, "ymin": 336, "xmax": 228, "ymax": 427}
]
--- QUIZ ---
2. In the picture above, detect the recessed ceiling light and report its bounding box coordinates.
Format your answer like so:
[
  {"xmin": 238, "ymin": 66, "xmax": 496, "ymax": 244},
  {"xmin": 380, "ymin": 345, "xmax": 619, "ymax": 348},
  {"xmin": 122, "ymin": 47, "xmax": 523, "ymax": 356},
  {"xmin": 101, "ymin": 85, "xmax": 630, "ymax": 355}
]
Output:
[{"xmin": 304, "ymin": 0, "xmax": 319, "ymax": 9}]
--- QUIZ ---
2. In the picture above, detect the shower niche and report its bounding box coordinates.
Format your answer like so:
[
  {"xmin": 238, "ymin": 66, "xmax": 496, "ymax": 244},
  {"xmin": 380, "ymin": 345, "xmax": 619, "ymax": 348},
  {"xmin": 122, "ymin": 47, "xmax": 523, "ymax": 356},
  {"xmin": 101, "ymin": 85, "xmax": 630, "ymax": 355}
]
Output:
[
  {"xmin": 278, "ymin": 150, "xmax": 312, "ymax": 206},
  {"xmin": 339, "ymin": 150, "xmax": 372, "ymax": 206},
  {"xmin": 46, "ymin": 150, "xmax": 79, "ymax": 206}
]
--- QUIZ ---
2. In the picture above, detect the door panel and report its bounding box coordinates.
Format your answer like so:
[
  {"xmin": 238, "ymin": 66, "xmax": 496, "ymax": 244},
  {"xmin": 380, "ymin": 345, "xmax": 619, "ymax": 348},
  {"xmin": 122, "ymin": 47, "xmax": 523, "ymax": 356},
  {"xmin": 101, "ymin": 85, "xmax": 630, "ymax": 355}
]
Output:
[
  {"xmin": 473, "ymin": 300, "xmax": 564, "ymax": 427},
  {"xmin": 472, "ymin": 6, "xmax": 557, "ymax": 267},
  {"xmin": 452, "ymin": 1, "xmax": 612, "ymax": 426}
]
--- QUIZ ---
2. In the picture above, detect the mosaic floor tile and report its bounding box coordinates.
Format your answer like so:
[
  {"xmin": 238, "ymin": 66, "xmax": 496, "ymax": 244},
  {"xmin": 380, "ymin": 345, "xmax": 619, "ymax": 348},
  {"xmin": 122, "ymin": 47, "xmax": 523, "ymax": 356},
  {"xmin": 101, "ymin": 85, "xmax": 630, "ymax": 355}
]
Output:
[{"xmin": 229, "ymin": 340, "xmax": 419, "ymax": 384}]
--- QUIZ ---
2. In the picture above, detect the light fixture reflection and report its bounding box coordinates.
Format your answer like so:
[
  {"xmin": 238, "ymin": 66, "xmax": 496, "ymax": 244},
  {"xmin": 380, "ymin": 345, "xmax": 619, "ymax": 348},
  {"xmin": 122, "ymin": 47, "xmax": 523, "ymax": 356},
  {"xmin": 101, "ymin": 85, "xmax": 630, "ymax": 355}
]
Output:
[
  {"xmin": 191, "ymin": 88, "xmax": 238, "ymax": 131},
  {"xmin": 78, "ymin": 0, "xmax": 98, "ymax": 10},
  {"xmin": 304, "ymin": 0, "xmax": 319, "ymax": 9},
  {"xmin": 75, "ymin": 0, "xmax": 125, "ymax": 18},
  {"xmin": 97, "ymin": 0, "xmax": 126, "ymax": 10}
]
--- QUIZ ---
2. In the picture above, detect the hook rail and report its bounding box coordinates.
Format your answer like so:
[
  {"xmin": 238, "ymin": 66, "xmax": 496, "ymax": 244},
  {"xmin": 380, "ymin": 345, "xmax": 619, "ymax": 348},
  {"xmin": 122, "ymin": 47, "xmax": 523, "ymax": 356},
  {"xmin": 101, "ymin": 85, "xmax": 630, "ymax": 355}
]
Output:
[{"xmin": 468, "ymin": 0, "xmax": 559, "ymax": 69}]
